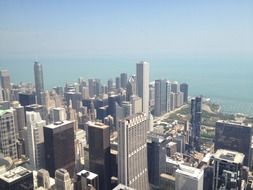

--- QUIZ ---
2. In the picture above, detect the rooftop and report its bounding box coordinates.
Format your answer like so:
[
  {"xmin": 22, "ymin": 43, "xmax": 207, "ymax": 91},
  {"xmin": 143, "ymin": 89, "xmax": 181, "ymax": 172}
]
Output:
[
  {"xmin": 217, "ymin": 120, "xmax": 252, "ymax": 128},
  {"xmin": 0, "ymin": 109, "xmax": 12, "ymax": 116},
  {"xmin": 88, "ymin": 121, "xmax": 109, "ymax": 129},
  {"xmin": 176, "ymin": 165, "xmax": 203, "ymax": 180},
  {"xmin": 0, "ymin": 166, "xmax": 32, "ymax": 183},
  {"xmin": 113, "ymin": 184, "xmax": 135, "ymax": 190},
  {"xmin": 45, "ymin": 120, "xmax": 73, "ymax": 129},
  {"xmin": 214, "ymin": 149, "xmax": 245, "ymax": 164},
  {"xmin": 77, "ymin": 170, "xmax": 98, "ymax": 180}
]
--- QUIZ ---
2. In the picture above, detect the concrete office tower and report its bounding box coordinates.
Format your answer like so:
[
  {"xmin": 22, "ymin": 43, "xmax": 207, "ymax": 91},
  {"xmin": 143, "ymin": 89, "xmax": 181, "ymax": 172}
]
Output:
[
  {"xmin": 147, "ymin": 133, "xmax": 167, "ymax": 189},
  {"xmin": 44, "ymin": 120, "xmax": 75, "ymax": 177},
  {"xmin": 215, "ymin": 120, "xmax": 252, "ymax": 167},
  {"xmin": 0, "ymin": 166, "xmax": 34, "ymax": 190},
  {"xmin": 149, "ymin": 84, "xmax": 155, "ymax": 108},
  {"xmin": 166, "ymin": 81, "xmax": 171, "ymax": 112},
  {"xmin": 24, "ymin": 111, "xmax": 46, "ymax": 170},
  {"xmin": 175, "ymin": 165, "xmax": 204, "ymax": 190},
  {"xmin": 0, "ymin": 109, "xmax": 18, "ymax": 159},
  {"xmin": 154, "ymin": 79, "xmax": 169, "ymax": 116},
  {"xmin": 88, "ymin": 122, "xmax": 110, "ymax": 190},
  {"xmin": 126, "ymin": 75, "xmax": 136, "ymax": 101},
  {"xmin": 34, "ymin": 61, "xmax": 45, "ymax": 105},
  {"xmin": 180, "ymin": 83, "xmax": 188, "ymax": 103},
  {"xmin": 76, "ymin": 170, "xmax": 99, "ymax": 190},
  {"xmin": 75, "ymin": 129, "xmax": 86, "ymax": 172},
  {"xmin": 51, "ymin": 107, "xmax": 66, "ymax": 122},
  {"xmin": 118, "ymin": 113, "xmax": 150, "ymax": 190},
  {"xmin": 107, "ymin": 79, "xmax": 114, "ymax": 92},
  {"xmin": 37, "ymin": 169, "xmax": 51, "ymax": 189},
  {"xmin": 130, "ymin": 95, "xmax": 142, "ymax": 114},
  {"xmin": 55, "ymin": 169, "xmax": 73, "ymax": 190},
  {"xmin": 12, "ymin": 103, "xmax": 26, "ymax": 139},
  {"xmin": 116, "ymin": 77, "xmax": 121, "ymax": 89},
  {"xmin": 190, "ymin": 96, "xmax": 202, "ymax": 151},
  {"xmin": 0, "ymin": 86, "xmax": 3, "ymax": 102},
  {"xmin": 120, "ymin": 73, "xmax": 128, "ymax": 89},
  {"xmin": 213, "ymin": 149, "xmax": 245, "ymax": 190},
  {"xmin": 88, "ymin": 79, "xmax": 95, "ymax": 98},
  {"xmin": 136, "ymin": 61, "xmax": 149, "ymax": 114},
  {"xmin": 0, "ymin": 70, "xmax": 11, "ymax": 101},
  {"xmin": 171, "ymin": 81, "xmax": 180, "ymax": 93}
]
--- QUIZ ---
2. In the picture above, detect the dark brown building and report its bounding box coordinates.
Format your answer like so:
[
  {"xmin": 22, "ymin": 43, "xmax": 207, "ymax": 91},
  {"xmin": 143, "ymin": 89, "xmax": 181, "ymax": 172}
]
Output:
[
  {"xmin": 44, "ymin": 120, "xmax": 75, "ymax": 177},
  {"xmin": 88, "ymin": 122, "xmax": 111, "ymax": 190},
  {"xmin": 215, "ymin": 120, "xmax": 252, "ymax": 167}
]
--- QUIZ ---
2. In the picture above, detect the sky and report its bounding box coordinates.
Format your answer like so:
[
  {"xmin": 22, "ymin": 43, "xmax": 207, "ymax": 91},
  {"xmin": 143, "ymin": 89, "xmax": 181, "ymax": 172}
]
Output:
[{"xmin": 0, "ymin": 0, "xmax": 253, "ymax": 58}]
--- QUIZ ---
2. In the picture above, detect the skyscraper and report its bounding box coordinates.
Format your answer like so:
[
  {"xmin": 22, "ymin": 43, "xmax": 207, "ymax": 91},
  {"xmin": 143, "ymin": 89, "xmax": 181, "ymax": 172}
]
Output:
[
  {"xmin": 190, "ymin": 96, "xmax": 202, "ymax": 151},
  {"xmin": 120, "ymin": 73, "xmax": 128, "ymax": 89},
  {"xmin": 126, "ymin": 75, "xmax": 136, "ymax": 101},
  {"xmin": 34, "ymin": 62, "xmax": 45, "ymax": 105},
  {"xmin": 213, "ymin": 149, "xmax": 245, "ymax": 190},
  {"xmin": 180, "ymin": 83, "xmax": 188, "ymax": 103},
  {"xmin": 0, "ymin": 109, "xmax": 18, "ymax": 159},
  {"xmin": 88, "ymin": 122, "xmax": 111, "ymax": 190},
  {"xmin": 215, "ymin": 120, "xmax": 252, "ymax": 167},
  {"xmin": 37, "ymin": 169, "xmax": 51, "ymax": 189},
  {"xmin": 0, "ymin": 70, "xmax": 11, "ymax": 101},
  {"xmin": 118, "ymin": 113, "xmax": 150, "ymax": 190},
  {"xmin": 76, "ymin": 170, "xmax": 99, "ymax": 190},
  {"xmin": 55, "ymin": 168, "xmax": 73, "ymax": 190},
  {"xmin": 147, "ymin": 133, "xmax": 167, "ymax": 189},
  {"xmin": 44, "ymin": 120, "xmax": 75, "ymax": 177},
  {"xmin": 24, "ymin": 111, "xmax": 46, "ymax": 170},
  {"xmin": 136, "ymin": 61, "xmax": 149, "ymax": 114},
  {"xmin": 175, "ymin": 165, "xmax": 204, "ymax": 190},
  {"xmin": 115, "ymin": 77, "xmax": 121, "ymax": 89},
  {"xmin": 154, "ymin": 79, "xmax": 169, "ymax": 116},
  {"xmin": 0, "ymin": 166, "xmax": 34, "ymax": 190}
]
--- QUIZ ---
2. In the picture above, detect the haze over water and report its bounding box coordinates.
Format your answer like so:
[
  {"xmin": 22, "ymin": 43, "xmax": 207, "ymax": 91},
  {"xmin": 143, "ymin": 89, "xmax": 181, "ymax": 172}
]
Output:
[
  {"xmin": 1, "ymin": 1, "xmax": 253, "ymax": 115},
  {"xmin": 1, "ymin": 55, "xmax": 253, "ymax": 116}
]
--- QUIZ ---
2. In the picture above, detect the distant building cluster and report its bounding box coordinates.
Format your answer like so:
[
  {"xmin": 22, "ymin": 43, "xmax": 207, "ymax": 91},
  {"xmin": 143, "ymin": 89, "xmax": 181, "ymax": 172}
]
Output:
[{"xmin": 0, "ymin": 61, "xmax": 252, "ymax": 190}]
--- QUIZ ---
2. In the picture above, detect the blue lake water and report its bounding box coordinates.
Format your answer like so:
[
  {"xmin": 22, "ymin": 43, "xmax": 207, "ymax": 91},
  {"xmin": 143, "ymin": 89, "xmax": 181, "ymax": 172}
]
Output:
[{"xmin": 1, "ymin": 56, "xmax": 253, "ymax": 116}]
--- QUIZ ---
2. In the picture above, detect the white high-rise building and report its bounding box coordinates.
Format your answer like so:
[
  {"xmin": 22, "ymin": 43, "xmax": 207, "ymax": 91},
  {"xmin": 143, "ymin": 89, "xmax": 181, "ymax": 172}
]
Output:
[
  {"xmin": 0, "ymin": 109, "xmax": 18, "ymax": 159},
  {"xmin": 50, "ymin": 107, "xmax": 66, "ymax": 122},
  {"xmin": 118, "ymin": 113, "xmax": 150, "ymax": 190},
  {"xmin": 24, "ymin": 111, "xmax": 46, "ymax": 170},
  {"xmin": 55, "ymin": 168, "xmax": 73, "ymax": 190},
  {"xmin": 175, "ymin": 164, "xmax": 204, "ymax": 190},
  {"xmin": 136, "ymin": 61, "xmax": 149, "ymax": 114}
]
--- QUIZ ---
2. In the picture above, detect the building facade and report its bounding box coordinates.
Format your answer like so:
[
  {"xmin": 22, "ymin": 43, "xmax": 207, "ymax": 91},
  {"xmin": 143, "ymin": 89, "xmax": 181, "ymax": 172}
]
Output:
[{"xmin": 118, "ymin": 113, "xmax": 150, "ymax": 190}]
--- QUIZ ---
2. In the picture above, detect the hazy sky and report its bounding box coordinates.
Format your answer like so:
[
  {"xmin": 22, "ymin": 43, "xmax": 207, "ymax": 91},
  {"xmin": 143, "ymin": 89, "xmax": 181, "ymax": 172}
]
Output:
[{"xmin": 0, "ymin": 0, "xmax": 253, "ymax": 58}]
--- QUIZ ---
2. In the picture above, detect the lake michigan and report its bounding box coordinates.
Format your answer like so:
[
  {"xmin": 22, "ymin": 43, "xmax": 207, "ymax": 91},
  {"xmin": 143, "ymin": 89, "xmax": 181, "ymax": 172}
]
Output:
[{"xmin": 1, "ymin": 56, "xmax": 253, "ymax": 116}]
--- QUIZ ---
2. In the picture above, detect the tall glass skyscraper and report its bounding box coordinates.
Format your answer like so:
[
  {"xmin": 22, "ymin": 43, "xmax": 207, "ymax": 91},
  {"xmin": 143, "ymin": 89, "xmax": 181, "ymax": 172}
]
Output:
[
  {"xmin": 34, "ymin": 61, "xmax": 44, "ymax": 105},
  {"xmin": 190, "ymin": 96, "xmax": 202, "ymax": 151}
]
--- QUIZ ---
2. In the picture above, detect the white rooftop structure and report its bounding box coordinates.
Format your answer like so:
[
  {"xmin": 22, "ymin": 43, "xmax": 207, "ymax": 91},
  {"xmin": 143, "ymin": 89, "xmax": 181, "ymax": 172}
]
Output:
[
  {"xmin": 77, "ymin": 169, "xmax": 98, "ymax": 180},
  {"xmin": 213, "ymin": 149, "xmax": 245, "ymax": 164},
  {"xmin": 0, "ymin": 166, "xmax": 32, "ymax": 183},
  {"xmin": 176, "ymin": 165, "xmax": 203, "ymax": 181},
  {"xmin": 45, "ymin": 120, "xmax": 73, "ymax": 129}
]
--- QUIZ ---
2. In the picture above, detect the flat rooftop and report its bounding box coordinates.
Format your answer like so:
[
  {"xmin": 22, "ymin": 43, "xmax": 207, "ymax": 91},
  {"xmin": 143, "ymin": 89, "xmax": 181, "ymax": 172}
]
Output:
[
  {"xmin": 176, "ymin": 165, "xmax": 203, "ymax": 180},
  {"xmin": 0, "ymin": 166, "xmax": 32, "ymax": 183},
  {"xmin": 0, "ymin": 109, "xmax": 12, "ymax": 116},
  {"xmin": 214, "ymin": 149, "xmax": 245, "ymax": 164},
  {"xmin": 87, "ymin": 121, "xmax": 109, "ymax": 129},
  {"xmin": 113, "ymin": 184, "xmax": 135, "ymax": 190},
  {"xmin": 77, "ymin": 170, "xmax": 98, "ymax": 180},
  {"xmin": 217, "ymin": 120, "xmax": 252, "ymax": 128},
  {"xmin": 45, "ymin": 120, "xmax": 74, "ymax": 129}
]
